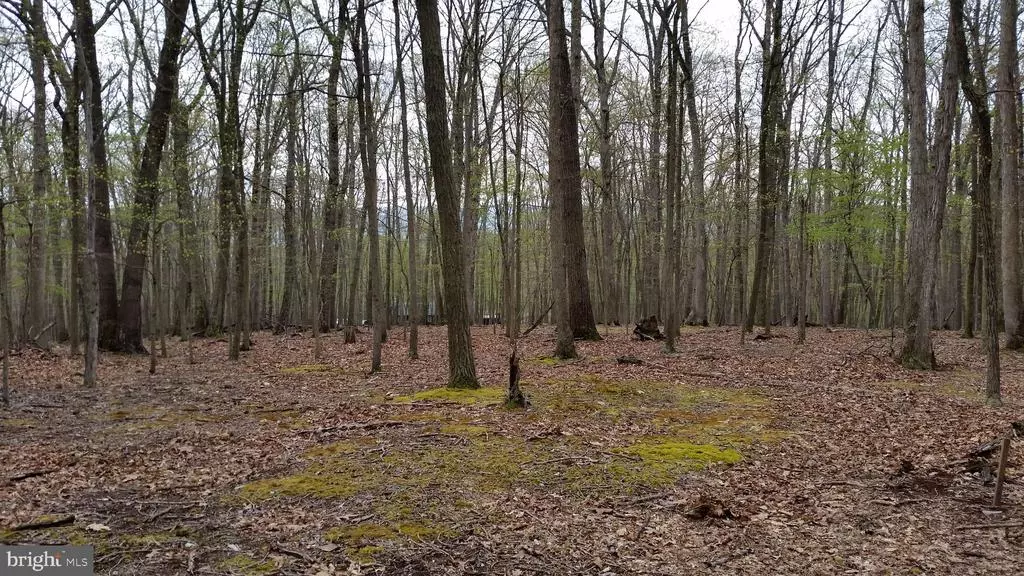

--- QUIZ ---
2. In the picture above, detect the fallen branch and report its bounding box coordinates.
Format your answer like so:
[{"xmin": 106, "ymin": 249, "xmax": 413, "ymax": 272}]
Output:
[
  {"xmin": 13, "ymin": 514, "xmax": 75, "ymax": 531},
  {"xmin": 295, "ymin": 420, "xmax": 405, "ymax": 435},
  {"xmin": 866, "ymin": 498, "xmax": 928, "ymax": 507},
  {"xmin": 8, "ymin": 468, "xmax": 57, "ymax": 483},
  {"xmin": 956, "ymin": 522, "xmax": 1023, "ymax": 530},
  {"xmin": 641, "ymin": 360, "xmax": 723, "ymax": 378}
]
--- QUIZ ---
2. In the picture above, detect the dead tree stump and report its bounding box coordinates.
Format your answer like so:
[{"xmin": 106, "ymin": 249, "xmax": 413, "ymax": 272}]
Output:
[
  {"xmin": 633, "ymin": 315, "xmax": 665, "ymax": 341},
  {"xmin": 506, "ymin": 347, "xmax": 529, "ymax": 408}
]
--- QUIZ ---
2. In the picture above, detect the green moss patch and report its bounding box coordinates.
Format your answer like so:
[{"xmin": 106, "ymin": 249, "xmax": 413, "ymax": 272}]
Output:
[
  {"xmin": 280, "ymin": 364, "xmax": 340, "ymax": 375},
  {"xmin": 526, "ymin": 356, "xmax": 561, "ymax": 367},
  {"xmin": 351, "ymin": 545, "xmax": 384, "ymax": 563},
  {"xmin": 607, "ymin": 440, "xmax": 742, "ymax": 487},
  {"xmin": 439, "ymin": 424, "xmax": 488, "ymax": 436},
  {"xmin": 530, "ymin": 375, "xmax": 766, "ymax": 423},
  {"xmin": 620, "ymin": 440, "xmax": 742, "ymax": 467},
  {"xmin": 393, "ymin": 386, "xmax": 505, "ymax": 405},
  {"xmin": 217, "ymin": 554, "xmax": 278, "ymax": 575},
  {"xmin": 1, "ymin": 417, "xmax": 37, "ymax": 428}
]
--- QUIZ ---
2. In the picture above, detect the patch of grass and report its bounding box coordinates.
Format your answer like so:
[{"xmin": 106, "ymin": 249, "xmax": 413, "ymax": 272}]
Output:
[
  {"xmin": 217, "ymin": 554, "xmax": 278, "ymax": 575},
  {"xmin": 235, "ymin": 376, "xmax": 779, "ymax": 520},
  {"xmin": 393, "ymin": 386, "xmax": 505, "ymax": 405},
  {"xmin": 325, "ymin": 522, "xmax": 452, "ymax": 564},
  {"xmin": 526, "ymin": 356, "xmax": 561, "ymax": 367},
  {"xmin": 0, "ymin": 529, "xmax": 18, "ymax": 544}
]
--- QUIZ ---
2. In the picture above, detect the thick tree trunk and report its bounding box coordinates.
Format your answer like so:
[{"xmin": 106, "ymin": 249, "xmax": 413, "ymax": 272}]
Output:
[
  {"xmin": 679, "ymin": 0, "xmax": 707, "ymax": 326},
  {"xmin": 73, "ymin": 0, "xmax": 118, "ymax": 351},
  {"xmin": 548, "ymin": 0, "xmax": 582, "ymax": 357},
  {"xmin": 662, "ymin": 10, "xmax": 679, "ymax": 352},
  {"xmin": 901, "ymin": 0, "xmax": 959, "ymax": 369},
  {"xmin": 116, "ymin": 0, "xmax": 191, "ymax": 353},
  {"xmin": 997, "ymin": 0, "xmax": 1023, "ymax": 349},
  {"xmin": 416, "ymin": 0, "xmax": 480, "ymax": 387},
  {"xmin": 25, "ymin": 0, "xmax": 49, "ymax": 347},
  {"xmin": 745, "ymin": 0, "xmax": 785, "ymax": 333}
]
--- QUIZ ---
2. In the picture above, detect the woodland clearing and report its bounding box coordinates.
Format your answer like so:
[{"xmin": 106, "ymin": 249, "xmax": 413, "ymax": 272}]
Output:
[{"xmin": 1, "ymin": 325, "xmax": 1020, "ymax": 575}]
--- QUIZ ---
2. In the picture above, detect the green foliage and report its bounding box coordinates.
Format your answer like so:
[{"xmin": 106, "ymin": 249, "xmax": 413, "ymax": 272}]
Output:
[{"xmin": 799, "ymin": 129, "xmax": 907, "ymax": 268}]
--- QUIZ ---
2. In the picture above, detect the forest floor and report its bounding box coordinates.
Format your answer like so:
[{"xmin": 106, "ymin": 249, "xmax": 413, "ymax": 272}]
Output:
[{"xmin": 0, "ymin": 325, "xmax": 1021, "ymax": 575}]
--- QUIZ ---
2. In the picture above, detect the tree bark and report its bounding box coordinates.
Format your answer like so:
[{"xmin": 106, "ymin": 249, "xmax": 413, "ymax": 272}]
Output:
[
  {"xmin": 901, "ymin": 0, "xmax": 959, "ymax": 369},
  {"xmin": 415, "ymin": 0, "xmax": 480, "ymax": 387},
  {"xmin": 116, "ymin": 0, "xmax": 191, "ymax": 353},
  {"xmin": 952, "ymin": 0, "xmax": 1001, "ymax": 404},
  {"xmin": 24, "ymin": 0, "xmax": 49, "ymax": 347},
  {"xmin": 354, "ymin": 0, "xmax": 385, "ymax": 373},
  {"xmin": 997, "ymin": 0, "xmax": 1023, "ymax": 349}
]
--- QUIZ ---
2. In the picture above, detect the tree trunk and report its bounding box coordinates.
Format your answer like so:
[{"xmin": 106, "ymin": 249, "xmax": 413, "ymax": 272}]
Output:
[
  {"xmin": 25, "ymin": 0, "xmax": 49, "ymax": 347},
  {"xmin": 678, "ymin": 0, "xmax": 708, "ymax": 326},
  {"xmin": 354, "ymin": 0, "xmax": 385, "ymax": 373},
  {"xmin": 394, "ymin": 0, "xmax": 418, "ymax": 357},
  {"xmin": 117, "ymin": 0, "xmax": 191, "ymax": 353},
  {"xmin": 901, "ymin": 0, "xmax": 959, "ymax": 369},
  {"xmin": 415, "ymin": 0, "xmax": 480, "ymax": 387},
  {"xmin": 997, "ymin": 0, "xmax": 1023, "ymax": 349},
  {"xmin": 952, "ymin": 0, "xmax": 1001, "ymax": 404},
  {"xmin": 276, "ymin": 50, "xmax": 301, "ymax": 332},
  {"xmin": 745, "ymin": 0, "xmax": 785, "ymax": 333}
]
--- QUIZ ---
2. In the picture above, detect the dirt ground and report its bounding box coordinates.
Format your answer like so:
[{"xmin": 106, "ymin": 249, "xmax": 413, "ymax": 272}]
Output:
[{"xmin": 1, "ymin": 325, "xmax": 1021, "ymax": 575}]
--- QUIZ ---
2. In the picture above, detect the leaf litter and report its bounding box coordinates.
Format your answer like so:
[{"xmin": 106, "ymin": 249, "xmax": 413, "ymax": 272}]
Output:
[{"xmin": 0, "ymin": 325, "xmax": 1020, "ymax": 574}]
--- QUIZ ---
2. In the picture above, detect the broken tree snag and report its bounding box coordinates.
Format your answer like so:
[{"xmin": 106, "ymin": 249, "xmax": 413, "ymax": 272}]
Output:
[
  {"xmin": 633, "ymin": 315, "xmax": 664, "ymax": 341},
  {"xmin": 993, "ymin": 437, "xmax": 1011, "ymax": 507},
  {"xmin": 344, "ymin": 325, "xmax": 356, "ymax": 344},
  {"xmin": 506, "ymin": 346, "xmax": 528, "ymax": 408}
]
